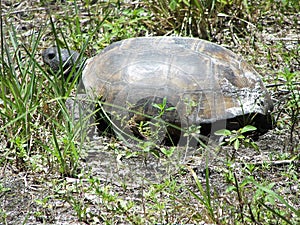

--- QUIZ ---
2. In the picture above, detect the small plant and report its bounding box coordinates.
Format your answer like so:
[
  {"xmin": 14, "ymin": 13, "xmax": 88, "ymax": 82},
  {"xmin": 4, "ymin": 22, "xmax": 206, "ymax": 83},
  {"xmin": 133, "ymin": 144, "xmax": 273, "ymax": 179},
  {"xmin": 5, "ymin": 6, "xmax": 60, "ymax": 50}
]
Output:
[
  {"xmin": 214, "ymin": 125, "xmax": 258, "ymax": 151},
  {"xmin": 248, "ymin": 177, "xmax": 300, "ymax": 224},
  {"xmin": 223, "ymin": 162, "xmax": 235, "ymax": 184},
  {"xmin": 0, "ymin": 208, "xmax": 7, "ymax": 225},
  {"xmin": 0, "ymin": 183, "xmax": 10, "ymax": 196},
  {"xmin": 186, "ymin": 165, "xmax": 217, "ymax": 223},
  {"xmin": 152, "ymin": 97, "xmax": 177, "ymax": 118},
  {"xmin": 33, "ymin": 196, "xmax": 54, "ymax": 223},
  {"xmin": 87, "ymin": 178, "xmax": 137, "ymax": 223},
  {"xmin": 160, "ymin": 146, "xmax": 176, "ymax": 158},
  {"xmin": 181, "ymin": 97, "xmax": 207, "ymax": 148},
  {"xmin": 244, "ymin": 163, "xmax": 258, "ymax": 175},
  {"xmin": 131, "ymin": 97, "xmax": 177, "ymax": 145},
  {"xmin": 68, "ymin": 195, "xmax": 88, "ymax": 222},
  {"xmin": 277, "ymin": 68, "xmax": 300, "ymax": 150},
  {"xmin": 101, "ymin": 7, "xmax": 151, "ymax": 43}
]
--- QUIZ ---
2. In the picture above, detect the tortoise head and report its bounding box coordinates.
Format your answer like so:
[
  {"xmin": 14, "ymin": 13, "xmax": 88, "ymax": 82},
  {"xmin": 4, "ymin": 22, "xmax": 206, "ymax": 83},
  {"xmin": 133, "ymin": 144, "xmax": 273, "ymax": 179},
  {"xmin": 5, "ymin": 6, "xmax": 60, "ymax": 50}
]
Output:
[{"xmin": 42, "ymin": 47, "xmax": 82, "ymax": 78}]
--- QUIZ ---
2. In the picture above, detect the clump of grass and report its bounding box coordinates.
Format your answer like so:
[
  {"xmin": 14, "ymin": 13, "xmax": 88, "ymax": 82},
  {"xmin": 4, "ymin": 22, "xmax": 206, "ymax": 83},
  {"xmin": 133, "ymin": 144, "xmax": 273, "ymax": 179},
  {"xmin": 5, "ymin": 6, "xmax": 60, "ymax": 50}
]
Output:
[
  {"xmin": 143, "ymin": 0, "xmax": 265, "ymax": 39},
  {"xmin": 144, "ymin": 0, "xmax": 216, "ymax": 38},
  {"xmin": 0, "ymin": 24, "xmax": 45, "ymax": 169},
  {"xmin": 0, "ymin": 18, "xmax": 87, "ymax": 176},
  {"xmin": 187, "ymin": 165, "xmax": 217, "ymax": 223},
  {"xmin": 45, "ymin": 0, "xmax": 151, "ymax": 54}
]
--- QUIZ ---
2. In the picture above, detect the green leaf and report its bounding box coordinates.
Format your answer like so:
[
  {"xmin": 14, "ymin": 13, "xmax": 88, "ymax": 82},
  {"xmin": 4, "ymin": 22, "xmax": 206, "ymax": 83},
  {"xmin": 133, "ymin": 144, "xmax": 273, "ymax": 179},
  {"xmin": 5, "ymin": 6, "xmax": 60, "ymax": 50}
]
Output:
[
  {"xmin": 225, "ymin": 185, "xmax": 236, "ymax": 192},
  {"xmin": 233, "ymin": 139, "xmax": 240, "ymax": 150},
  {"xmin": 240, "ymin": 125, "xmax": 257, "ymax": 133},
  {"xmin": 250, "ymin": 142, "xmax": 259, "ymax": 151},
  {"xmin": 214, "ymin": 129, "xmax": 231, "ymax": 136},
  {"xmin": 152, "ymin": 103, "xmax": 163, "ymax": 110},
  {"xmin": 169, "ymin": 0, "xmax": 178, "ymax": 11},
  {"xmin": 160, "ymin": 147, "xmax": 176, "ymax": 157},
  {"xmin": 237, "ymin": 135, "xmax": 245, "ymax": 139},
  {"xmin": 166, "ymin": 106, "xmax": 176, "ymax": 111}
]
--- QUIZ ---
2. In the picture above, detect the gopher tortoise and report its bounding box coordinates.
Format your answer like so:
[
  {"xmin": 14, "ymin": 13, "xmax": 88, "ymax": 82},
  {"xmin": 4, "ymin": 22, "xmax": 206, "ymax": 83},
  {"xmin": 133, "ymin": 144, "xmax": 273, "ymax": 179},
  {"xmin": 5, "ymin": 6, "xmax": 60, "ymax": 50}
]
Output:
[{"xmin": 42, "ymin": 37, "xmax": 273, "ymax": 145}]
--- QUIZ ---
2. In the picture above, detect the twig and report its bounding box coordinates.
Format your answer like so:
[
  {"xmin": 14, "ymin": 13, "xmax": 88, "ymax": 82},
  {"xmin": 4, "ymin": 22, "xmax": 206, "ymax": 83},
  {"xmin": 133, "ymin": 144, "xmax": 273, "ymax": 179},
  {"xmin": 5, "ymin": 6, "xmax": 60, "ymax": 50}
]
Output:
[
  {"xmin": 217, "ymin": 13, "xmax": 256, "ymax": 28},
  {"xmin": 240, "ymin": 160, "xmax": 300, "ymax": 167},
  {"xmin": 2, "ymin": 7, "xmax": 48, "ymax": 16},
  {"xmin": 267, "ymin": 37, "xmax": 300, "ymax": 41},
  {"xmin": 266, "ymin": 82, "xmax": 300, "ymax": 88}
]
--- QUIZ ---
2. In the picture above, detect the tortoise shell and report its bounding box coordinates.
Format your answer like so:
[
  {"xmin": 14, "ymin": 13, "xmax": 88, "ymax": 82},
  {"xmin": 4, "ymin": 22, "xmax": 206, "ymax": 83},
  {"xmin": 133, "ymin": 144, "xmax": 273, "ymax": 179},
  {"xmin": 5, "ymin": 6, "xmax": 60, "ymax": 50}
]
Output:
[
  {"xmin": 42, "ymin": 37, "xmax": 273, "ymax": 144},
  {"xmin": 81, "ymin": 37, "xmax": 273, "ymax": 134}
]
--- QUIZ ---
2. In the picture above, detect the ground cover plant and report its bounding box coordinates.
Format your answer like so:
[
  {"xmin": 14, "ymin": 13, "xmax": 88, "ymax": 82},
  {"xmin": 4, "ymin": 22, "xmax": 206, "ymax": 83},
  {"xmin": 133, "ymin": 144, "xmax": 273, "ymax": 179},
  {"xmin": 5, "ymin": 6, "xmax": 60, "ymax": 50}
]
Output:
[{"xmin": 0, "ymin": 0, "xmax": 299, "ymax": 224}]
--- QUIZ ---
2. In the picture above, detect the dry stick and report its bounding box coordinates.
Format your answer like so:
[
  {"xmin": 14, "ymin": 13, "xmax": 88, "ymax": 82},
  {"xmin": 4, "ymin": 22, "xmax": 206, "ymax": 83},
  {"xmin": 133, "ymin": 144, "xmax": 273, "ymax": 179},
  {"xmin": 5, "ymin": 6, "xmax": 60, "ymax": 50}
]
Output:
[
  {"xmin": 1, "ymin": 7, "xmax": 48, "ymax": 16},
  {"xmin": 238, "ymin": 160, "xmax": 300, "ymax": 167},
  {"xmin": 268, "ymin": 37, "xmax": 300, "ymax": 41},
  {"xmin": 266, "ymin": 82, "xmax": 300, "ymax": 88}
]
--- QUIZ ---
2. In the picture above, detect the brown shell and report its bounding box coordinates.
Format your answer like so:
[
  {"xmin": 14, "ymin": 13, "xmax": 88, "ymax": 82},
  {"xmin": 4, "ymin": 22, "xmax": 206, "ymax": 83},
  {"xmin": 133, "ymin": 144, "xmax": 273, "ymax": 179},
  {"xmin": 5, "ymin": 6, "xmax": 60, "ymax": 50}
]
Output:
[{"xmin": 82, "ymin": 37, "xmax": 273, "ymax": 127}]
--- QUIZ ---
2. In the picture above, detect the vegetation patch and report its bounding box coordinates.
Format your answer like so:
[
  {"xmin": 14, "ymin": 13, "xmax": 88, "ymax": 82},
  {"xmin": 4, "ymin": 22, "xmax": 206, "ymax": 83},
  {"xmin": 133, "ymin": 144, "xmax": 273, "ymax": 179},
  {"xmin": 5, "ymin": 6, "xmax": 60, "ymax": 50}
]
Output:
[{"xmin": 0, "ymin": 0, "xmax": 299, "ymax": 224}]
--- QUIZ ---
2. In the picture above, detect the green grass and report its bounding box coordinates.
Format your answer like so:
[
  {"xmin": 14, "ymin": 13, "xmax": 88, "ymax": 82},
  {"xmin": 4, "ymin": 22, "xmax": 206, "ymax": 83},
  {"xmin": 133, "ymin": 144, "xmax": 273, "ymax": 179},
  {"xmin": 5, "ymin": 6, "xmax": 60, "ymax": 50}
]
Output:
[{"xmin": 0, "ymin": 0, "xmax": 299, "ymax": 224}]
